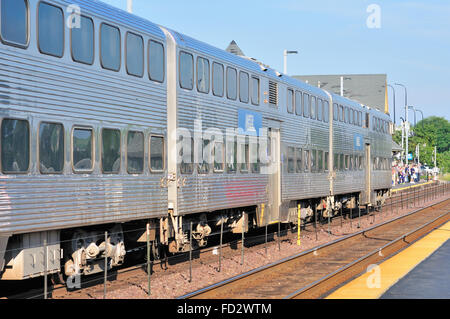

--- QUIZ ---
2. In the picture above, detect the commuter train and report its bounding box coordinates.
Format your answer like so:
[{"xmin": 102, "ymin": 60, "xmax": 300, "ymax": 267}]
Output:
[{"xmin": 0, "ymin": 0, "xmax": 392, "ymax": 281}]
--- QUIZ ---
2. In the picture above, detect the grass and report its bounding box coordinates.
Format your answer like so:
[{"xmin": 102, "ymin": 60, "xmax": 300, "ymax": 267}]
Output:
[{"xmin": 440, "ymin": 173, "xmax": 450, "ymax": 182}]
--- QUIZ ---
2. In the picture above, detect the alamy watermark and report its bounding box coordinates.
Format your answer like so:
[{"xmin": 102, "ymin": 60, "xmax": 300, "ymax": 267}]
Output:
[{"xmin": 366, "ymin": 4, "xmax": 381, "ymax": 29}]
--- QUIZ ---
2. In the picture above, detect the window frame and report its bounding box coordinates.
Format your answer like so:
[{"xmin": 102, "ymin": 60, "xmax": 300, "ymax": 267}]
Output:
[
  {"xmin": 71, "ymin": 126, "xmax": 95, "ymax": 174},
  {"xmin": 251, "ymin": 76, "xmax": 260, "ymax": 106},
  {"xmin": 99, "ymin": 22, "xmax": 121, "ymax": 72},
  {"xmin": 125, "ymin": 31, "xmax": 144, "ymax": 78},
  {"xmin": 148, "ymin": 39, "xmax": 165, "ymax": 83},
  {"xmin": 126, "ymin": 130, "xmax": 145, "ymax": 175},
  {"xmin": 213, "ymin": 140, "xmax": 225, "ymax": 173},
  {"xmin": 303, "ymin": 93, "xmax": 310, "ymax": 118},
  {"xmin": 196, "ymin": 56, "xmax": 210, "ymax": 94},
  {"xmin": 239, "ymin": 71, "xmax": 249, "ymax": 103},
  {"xmin": 101, "ymin": 128, "xmax": 121, "ymax": 174},
  {"xmin": 149, "ymin": 135, "xmax": 165, "ymax": 173},
  {"xmin": 1, "ymin": 118, "xmax": 30, "ymax": 174},
  {"xmin": 179, "ymin": 51, "xmax": 194, "ymax": 90},
  {"xmin": 0, "ymin": 0, "xmax": 30, "ymax": 48},
  {"xmin": 287, "ymin": 88, "xmax": 294, "ymax": 114},
  {"xmin": 226, "ymin": 66, "xmax": 237, "ymax": 100},
  {"xmin": 38, "ymin": 121, "xmax": 65, "ymax": 175},
  {"xmin": 70, "ymin": 14, "xmax": 94, "ymax": 65},
  {"xmin": 212, "ymin": 62, "xmax": 224, "ymax": 97},
  {"xmin": 37, "ymin": 1, "xmax": 64, "ymax": 58},
  {"xmin": 295, "ymin": 91, "xmax": 302, "ymax": 116}
]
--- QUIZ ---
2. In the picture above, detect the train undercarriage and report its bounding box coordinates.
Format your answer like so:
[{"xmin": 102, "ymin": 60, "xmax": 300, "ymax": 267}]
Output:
[{"xmin": 0, "ymin": 189, "xmax": 390, "ymax": 281}]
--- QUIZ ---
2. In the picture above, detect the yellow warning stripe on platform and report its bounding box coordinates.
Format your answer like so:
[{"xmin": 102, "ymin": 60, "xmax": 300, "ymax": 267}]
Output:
[
  {"xmin": 392, "ymin": 181, "xmax": 433, "ymax": 193},
  {"xmin": 326, "ymin": 221, "xmax": 450, "ymax": 299}
]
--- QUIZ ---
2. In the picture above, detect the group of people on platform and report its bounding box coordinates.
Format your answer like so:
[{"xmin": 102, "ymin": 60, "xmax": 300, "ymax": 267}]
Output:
[{"xmin": 391, "ymin": 162, "xmax": 429, "ymax": 186}]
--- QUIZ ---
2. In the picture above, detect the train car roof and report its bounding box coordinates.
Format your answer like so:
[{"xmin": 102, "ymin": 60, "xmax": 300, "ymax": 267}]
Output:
[
  {"xmin": 165, "ymin": 28, "xmax": 328, "ymax": 98},
  {"xmin": 67, "ymin": 0, "xmax": 165, "ymax": 39}
]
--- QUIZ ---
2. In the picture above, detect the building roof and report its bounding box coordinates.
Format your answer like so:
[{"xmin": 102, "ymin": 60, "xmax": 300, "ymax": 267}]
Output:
[{"xmin": 293, "ymin": 74, "xmax": 388, "ymax": 114}]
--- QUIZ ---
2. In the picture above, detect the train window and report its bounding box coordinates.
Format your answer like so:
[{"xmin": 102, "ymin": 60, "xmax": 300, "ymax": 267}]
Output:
[
  {"xmin": 179, "ymin": 51, "xmax": 194, "ymax": 90},
  {"xmin": 150, "ymin": 136, "xmax": 164, "ymax": 172},
  {"xmin": 198, "ymin": 139, "xmax": 210, "ymax": 174},
  {"xmin": 213, "ymin": 141, "xmax": 225, "ymax": 172},
  {"xmin": 339, "ymin": 154, "xmax": 344, "ymax": 171},
  {"xmin": 126, "ymin": 32, "xmax": 144, "ymax": 77},
  {"xmin": 311, "ymin": 150, "xmax": 317, "ymax": 172},
  {"xmin": 349, "ymin": 109, "xmax": 353, "ymax": 124},
  {"xmin": 1, "ymin": 119, "xmax": 29, "ymax": 173},
  {"xmin": 295, "ymin": 148, "xmax": 302, "ymax": 173},
  {"xmin": 127, "ymin": 131, "xmax": 144, "ymax": 174},
  {"xmin": 339, "ymin": 105, "xmax": 344, "ymax": 122},
  {"xmin": 355, "ymin": 156, "xmax": 359, "ymax": 170},
  {"xmin": 212, "ymin": 62, "xmax": 224, "ymax": 97},
  {"xmin": 345, "ymin": 107, "xmax": 350, "ymax": 124},
  {"xmin": 102, "ymin": 129, "xmax": 121, "ymax": 174},
  {"xmin": 287, "ymin": 89, "xmax": 294, "ymax": 114},
  {"xmin": 344, "ymin": 155, "xmax": 349, "ymax": 170},
  {"xmin": 39, "ymin": 122, "xmax": 64, "ymax": 174},
  {"xmin": 197, "ymin": 57, "xmax": 210, "ymax": 94},
  {"xmin": 324, "ymin": 101, "xmax": 329, "ymax": 123},
  {"xmin": 287, "ymin": 147, "xmax": 295, "ymax": 173},
  {"xmin": 310, "ymin": 96, "xmax": 316, "ymax": 120},
  {"xmin": 317, "ymin": 99, "xmax": 323, "ymax": 121},
  {"xmin": 303, "ymin": 93, "xmax": 310, "ymax": 118},
  {"xmin": 71, "ymin": 15, "xmax": 94, "ymax": 65},
  {"xmin": 72, "ymin": 128, "xmax": 93, "ymax": 172},
  {"xmin": 180, "ymin": 136, "xmax": 194, "ymax": 174},
  {"xmin": 226, "ymin": 137, "xmax": 237, "ymax": 173},
  {"xmin": 333, "ymin": 103, "xmax": 338, "ymax": 121},
  {"xmin": 324, "ymin": 152, "xmax": 329, "ymax": 171},
  {"xmin": 349, "ymin": 155, "xmax": 354, "ymax": 170},
  {"xmin": 251, "ymin": 77, "xmax": 260, "ymax": 106},
  {"xmin": 357, "ymin": 111, "xmax": 361, "ymax": 126},
  {"xmin": 359, "ymin": 156, "xmax": 364, "ymax": 170},
  {"xmin": 100, "ymin": 23, "xmax": 121, "ymax": 71},
  {"xmin": 295, "ymin": 91, "xmax": 302, "ymax": 116},
  {"xmin": 353, "ymin": 110, "xmax": 357, "ymax": 125},
  {"xmin": 333, "ymin": 153, "xmax": 339, "ymax": 171},
  {"xmin": 149, "ymin": 40, "xmax": 164, "ymax": 83},
  {"xmin": 239, "ymin": 138, "xmax": 249, "ymax": 173},
  {"xmin": 318, "ymin": 150, "xmax": 323, "ymax": 172},
  {"xmin": 239, "ymin": 71, "xmax": 249, "ymax": 103},
  {"xmin": 0, "ymin": 0, "xmax": 29, "ymax": 47},
  {"xmin": 250, "ymin": 141, "xmax": 260, "ymax": 173},
  {"xmin": 38, "ymin": 2, "xmax": 64, "ymax": 57},
  {"xmin": 303, "ymin": 149, "xmax": 310, "ymax": 172},
  {"xmin": 227, "ymin": 67, "xmax": 237, "ymax": 100}
]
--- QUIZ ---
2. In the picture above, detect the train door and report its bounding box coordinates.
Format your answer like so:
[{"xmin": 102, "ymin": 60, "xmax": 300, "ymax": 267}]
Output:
[
  {"xmin": 365, "ymin": 143, "xmax": 371, "ymax": 204},
  {"xmin": 267, "ymin": 127, "xmax": 281, "ymax": 223}
]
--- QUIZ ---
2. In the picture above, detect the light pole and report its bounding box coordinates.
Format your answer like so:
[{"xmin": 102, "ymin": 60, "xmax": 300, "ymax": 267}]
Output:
[
  {"xmin": 127, "ymin": 0, "xmax": 133, "ymax": 13},
  {"xmin": 387, "ymin": 84, "xmax": 396, "ymax": 126},
  {"xmin": 340, "ymin": 77, "xmax": 352, "ymax": 97},
  {"xmin": 400, "ymin": 117, "xmax": 405, "ymax": 165},
  {"xmin": 283, "ymin": 50, "xmax": 298, "ymax": 75},
  {"xmin": 416, "ymin": 108, "xmax": 424, "ymax": 128},
  {"xmin": 408, "ymin": 106, "xmax": 417, "ymax": 127},
  {"xmin": 395, "ymin": 83, "xmax": 408, "ymax": 165}
]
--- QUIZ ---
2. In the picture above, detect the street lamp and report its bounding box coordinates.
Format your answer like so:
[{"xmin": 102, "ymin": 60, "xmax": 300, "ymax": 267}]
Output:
[
  {"xmin": 408, "ymin": 106, "xmax": 417, "ymax": 127},
  {"xmin": 387, "ymin": 84, "xmax": 396, "ymax": 126},
  {"xmin": 400, "ymin": 117, "xmax": 405, "ymax": 165},
  {"xmin": 395, "ymin": 83, "xmax": 408, "ymax": 164},
  {"xmin": 127, "ymin": 0, "xmax": 133, "ymax": 13},
  {"xmin": 283, "ymin": 50, "xmax": 298, "ymax": 75}
]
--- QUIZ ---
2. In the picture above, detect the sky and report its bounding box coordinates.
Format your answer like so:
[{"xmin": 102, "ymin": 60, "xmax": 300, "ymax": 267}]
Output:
[{"xmin": 101, "ymin": 0, "xmax": 450, "ymax": 123}]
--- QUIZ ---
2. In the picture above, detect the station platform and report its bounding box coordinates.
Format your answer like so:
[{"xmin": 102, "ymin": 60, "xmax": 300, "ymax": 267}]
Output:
[
  {"xmin": 325, "ymin": 220, "xmax": 450, "ymax": 299},
  {"xmin": 392, "ymin": 180, "xmax": 433, "ymax": 192}
]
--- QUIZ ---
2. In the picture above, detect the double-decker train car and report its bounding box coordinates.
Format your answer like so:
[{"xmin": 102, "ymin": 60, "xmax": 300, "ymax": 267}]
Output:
[{"xmin": 0, "ymin": 0, "xmax": 392, "ymax": 281}]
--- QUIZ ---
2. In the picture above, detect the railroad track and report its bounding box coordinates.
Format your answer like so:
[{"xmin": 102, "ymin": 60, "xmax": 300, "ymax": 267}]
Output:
[
  {"xmin": 180, "ymin": 197, "xmax": 450, "ymax": 299},
  {"xmin": 2, "ymin": 182, "xmax": 446, "ymax": 299}
]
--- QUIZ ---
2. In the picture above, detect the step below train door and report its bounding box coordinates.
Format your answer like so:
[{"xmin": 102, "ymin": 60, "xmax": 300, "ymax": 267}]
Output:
[{"xmin": 266, "ymin": 124, "xmax": 282, "ymax": 224}]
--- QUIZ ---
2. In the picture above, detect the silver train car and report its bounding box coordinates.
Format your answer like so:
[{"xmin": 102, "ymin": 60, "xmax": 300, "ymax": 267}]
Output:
[{"xmin": 0, "ymin": 0, "xmax": 392, "ymax": 280}]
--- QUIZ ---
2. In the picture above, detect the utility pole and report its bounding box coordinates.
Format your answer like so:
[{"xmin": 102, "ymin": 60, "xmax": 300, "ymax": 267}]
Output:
[
  {"xmin": 283, "ymin": 50, "xmax": 298, "ymax": 75},
  {"xmin": 127, "ymin": 0, "xmax": 133, "ymax": 13},
  {"xmin": 395, "ymin": 83, "xmax": 408, "ymax": 165}
]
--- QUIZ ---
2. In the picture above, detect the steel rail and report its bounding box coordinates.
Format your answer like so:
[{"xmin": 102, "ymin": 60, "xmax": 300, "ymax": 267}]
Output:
[{"xmin": 179, "ymin": 197, "xmax": 449, "ymax": 299}]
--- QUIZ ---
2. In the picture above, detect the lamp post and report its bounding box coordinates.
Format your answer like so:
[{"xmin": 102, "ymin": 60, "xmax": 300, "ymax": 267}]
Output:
[
  {"xmin": 340, "ymin": 77, "xmax": 352, "ymax": 97},
  {"xmin": 127, "ymin": 0, "xmax": 133, "ymax": 13},
  {"xmin": 387, "ymin": 84, "xmax": 396, "ymax": 126},
  {"xmin": 395, "ymin": 83, "xmax": 408, "ymax": 165},
  {"xmin": 408, "ymin": 106, "xmax": 417, "ymax": 127},
  {"xmin": 283, "ymin": 50, "xmax": 298, "ymax": 75},
  {"xmin": 400, "ymin": 116, "xmax": 405, "ymax": 165},
  {"xmin": 416, "ymin": 108, "xmax": 424, "ymax": 128}
]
